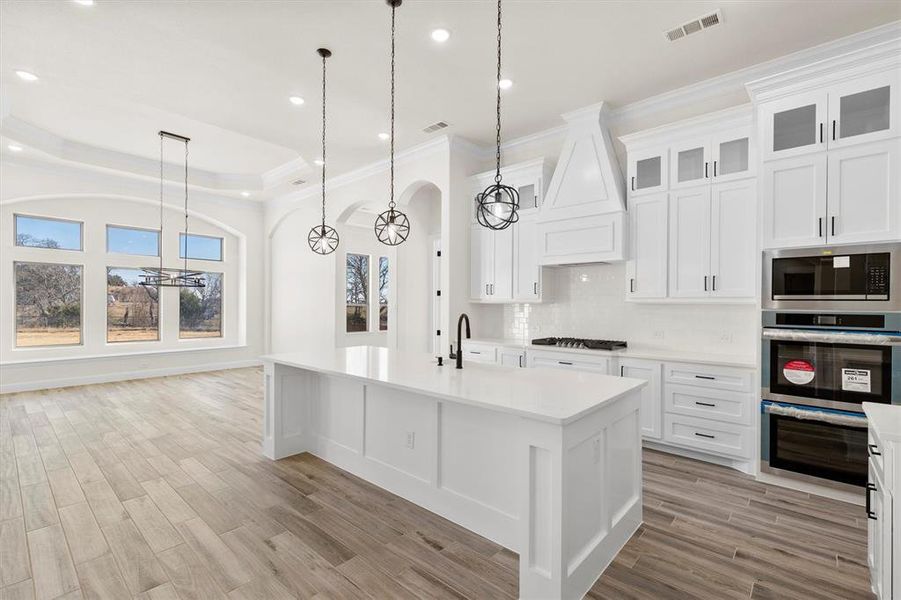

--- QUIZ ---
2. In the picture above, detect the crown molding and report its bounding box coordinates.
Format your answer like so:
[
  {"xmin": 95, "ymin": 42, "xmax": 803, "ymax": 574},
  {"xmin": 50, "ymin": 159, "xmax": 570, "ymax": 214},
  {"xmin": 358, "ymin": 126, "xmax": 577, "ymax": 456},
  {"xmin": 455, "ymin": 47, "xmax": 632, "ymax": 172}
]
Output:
[{"xmin": 618, "ymin": 104, "xmax": 752, "ymax": 149}]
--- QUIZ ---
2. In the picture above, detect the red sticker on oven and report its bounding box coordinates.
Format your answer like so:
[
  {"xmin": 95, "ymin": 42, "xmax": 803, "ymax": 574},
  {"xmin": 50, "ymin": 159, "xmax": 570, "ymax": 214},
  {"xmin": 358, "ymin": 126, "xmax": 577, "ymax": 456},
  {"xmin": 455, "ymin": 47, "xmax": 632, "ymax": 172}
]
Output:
[{"xmin": 783, "ymin": 359, "xmax": 815, "ymax": 385}]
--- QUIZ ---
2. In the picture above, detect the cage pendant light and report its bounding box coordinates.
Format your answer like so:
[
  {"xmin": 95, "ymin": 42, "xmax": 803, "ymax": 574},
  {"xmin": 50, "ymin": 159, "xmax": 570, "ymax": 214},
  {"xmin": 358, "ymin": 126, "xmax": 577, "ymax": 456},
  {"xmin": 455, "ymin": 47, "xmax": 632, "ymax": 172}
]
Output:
[
  {"xmin": 308, "ymin": 48, "xmax": 340, "ymax": 255},
  {"xmin": 475, "ymin": 0, "xmax": 519, "ymax": 231},
  {"xmin": 374, "ymin": 0, "xmax": 410, "ymax": 246},
  {"xmin": 140, "ymin": 131, "xmax": 205, "ymax": 288}
]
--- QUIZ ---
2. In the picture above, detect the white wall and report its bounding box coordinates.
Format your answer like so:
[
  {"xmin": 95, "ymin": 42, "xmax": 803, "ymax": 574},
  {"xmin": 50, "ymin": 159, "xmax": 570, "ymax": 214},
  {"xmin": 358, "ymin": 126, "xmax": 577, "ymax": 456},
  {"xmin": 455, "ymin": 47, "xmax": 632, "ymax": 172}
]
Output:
[{"xmin": 0, "ymin": 156, "xmax": 264, "ymax": 392}]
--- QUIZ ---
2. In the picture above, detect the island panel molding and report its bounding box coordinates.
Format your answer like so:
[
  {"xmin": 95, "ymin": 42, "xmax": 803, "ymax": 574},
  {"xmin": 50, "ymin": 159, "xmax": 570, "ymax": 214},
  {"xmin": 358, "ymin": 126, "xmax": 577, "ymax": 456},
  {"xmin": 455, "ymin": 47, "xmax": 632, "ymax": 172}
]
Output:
[{"xmin": 262, "ymin": 346, "xmax": 646, "ymax": 599}]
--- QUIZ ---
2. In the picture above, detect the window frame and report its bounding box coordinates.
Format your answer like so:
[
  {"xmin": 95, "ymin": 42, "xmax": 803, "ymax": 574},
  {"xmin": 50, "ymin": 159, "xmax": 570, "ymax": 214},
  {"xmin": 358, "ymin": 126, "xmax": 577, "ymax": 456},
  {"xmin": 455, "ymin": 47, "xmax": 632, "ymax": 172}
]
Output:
[
  {"xmin": 178, "ymin": 271, "xmax": 224, "ymax": 340},
  {"xmin": 14, "ymin": 213, "xmax": 84, "ymax": 252},
  {"xmin": 179, "ymin": 233, "xmax": 224, "ymax": 262},
  {"xmin": 105, "ymin": 224, "xmax": 161, "ymax": 257},
  {"xmin": 13, "ymin": 260, "xmax": 85, "ymax": 348},
  {"xmin": 105, "ymin": 266, "xmax": 161, "ymax": 344},
  {"xmin": 378, "ymin": 256, "xmax": 389, "ymax": 332},
  {"xmin": 345, "ymin": 252, "xmax": 371, "ymax": 334}
]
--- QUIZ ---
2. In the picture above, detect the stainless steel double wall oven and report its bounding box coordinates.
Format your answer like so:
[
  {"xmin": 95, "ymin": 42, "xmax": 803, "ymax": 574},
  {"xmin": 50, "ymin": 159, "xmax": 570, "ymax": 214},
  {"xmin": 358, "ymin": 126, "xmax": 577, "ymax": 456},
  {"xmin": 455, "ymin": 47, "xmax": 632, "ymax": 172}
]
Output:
[{"xmin": 761, "ymin": 243, "xmax": 901, "ymax": 489}]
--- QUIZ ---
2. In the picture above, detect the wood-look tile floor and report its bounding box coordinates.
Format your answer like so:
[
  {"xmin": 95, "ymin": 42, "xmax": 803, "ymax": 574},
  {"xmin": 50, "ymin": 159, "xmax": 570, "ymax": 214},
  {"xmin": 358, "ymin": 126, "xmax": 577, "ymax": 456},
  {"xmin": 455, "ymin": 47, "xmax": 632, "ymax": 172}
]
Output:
[{"xmin": 0, "ymin": 367, "xmax": 874, "ymax": 600}]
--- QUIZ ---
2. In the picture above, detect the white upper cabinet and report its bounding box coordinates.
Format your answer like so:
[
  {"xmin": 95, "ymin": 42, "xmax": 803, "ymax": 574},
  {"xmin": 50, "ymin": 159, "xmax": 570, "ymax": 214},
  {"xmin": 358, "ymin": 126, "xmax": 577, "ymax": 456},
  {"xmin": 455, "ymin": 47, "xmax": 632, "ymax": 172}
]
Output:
[
  {"xmin": 712, "ymin": 128, "xmax": 755, "ymax": 183},
  {"xmin": 668, "ymin": 187, "xmax": 712, "ymax": 298},
  {"xmin": 827, "ymin": 138, "xmax": 901, "ymax": 245},
  {"xmin": 627, "ymin": 145, "xmax": 668, "ymax": 196},
  {"xmin": 670, "ymin": 138, "xmax": 711, "ymax": 190},
  {"xmin": 627, "ymin": 193, "xmax": 667, "ymax": 299},
  {"xmin": 760, "ymin": 90, "xmax": 828, "ymax": 160},
  {"xmin": 749, "ymin": 45, "xmax": 901, "ymax": 249},
  {"xmin": 709, "ymin": 180, "xmax": 758, "ymax": 298},
  {"xmin": 827, "ymin": 72, "xmax": 900, "ymax": 150},
  {"xmin": 761, "ymin": 153, "xmax": 828, "ymax": 249},
  {"xmin": 514, "ymin": 213, "xmax": 542, "ymax": 301}
]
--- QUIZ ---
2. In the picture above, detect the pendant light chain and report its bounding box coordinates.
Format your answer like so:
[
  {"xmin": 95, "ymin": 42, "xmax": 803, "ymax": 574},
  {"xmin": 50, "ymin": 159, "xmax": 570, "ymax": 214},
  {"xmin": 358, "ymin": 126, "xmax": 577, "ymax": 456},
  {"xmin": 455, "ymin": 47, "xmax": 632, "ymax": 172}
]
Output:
[
  {"xmin": 494, "ymin": 0, "xmax": 503, "ymax": 184},
  {"xmin": 321, "ymin": 51, "xmax": 327, "ymax": 224},
  {"xmin": 183, "ymin": 139, "xmax": 189, "ymax": 276},
  {"xmin": 389, "ymin": 1, "xmax": 396, "ymax": 210},
  {"xmin": 159, "ymin": 133, "xmax": 164, "ymax": 275}
]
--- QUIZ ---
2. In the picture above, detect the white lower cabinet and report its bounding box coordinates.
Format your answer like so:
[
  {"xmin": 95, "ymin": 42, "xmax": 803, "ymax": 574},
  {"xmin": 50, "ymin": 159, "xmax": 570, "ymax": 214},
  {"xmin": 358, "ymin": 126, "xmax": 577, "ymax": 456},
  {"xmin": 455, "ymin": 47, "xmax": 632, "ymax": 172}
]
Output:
[
  {"xmin": 662, "ymin": 413, "xmax": 754, "ymax": 459},
  {"xmin": 865, "ymin": 416, "xmax": 897, "ymax": 600},
  {"xmin": 460, "ymin": 342, "xmax": 497, "ymax": 364},
  {"xmin": 527, "ymin": 349, "xmax": 611, "ymax": 374},
  {"xmin": 619, "ymin": 358, "xmax": 662, "ymax": 440},
  {"xmin": 498, "ymin": 347, "xmax": 525, "ymax": 368}
]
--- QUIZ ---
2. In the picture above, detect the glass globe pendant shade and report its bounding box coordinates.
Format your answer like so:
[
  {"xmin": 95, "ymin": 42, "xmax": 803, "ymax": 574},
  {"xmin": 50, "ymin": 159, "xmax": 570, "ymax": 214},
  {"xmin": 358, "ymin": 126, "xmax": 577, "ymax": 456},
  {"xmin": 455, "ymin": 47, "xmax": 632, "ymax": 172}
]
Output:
[
  {"xmin": 374, "ymin": 207, "xmax": 410, "ymax": 246},
  {"xmin": 307, "ymin": 223, "xmax": 339, "ymax": 255},
  {"xmin": 476, "ymin": 181, "xmax": 519, "ymax": 230}
]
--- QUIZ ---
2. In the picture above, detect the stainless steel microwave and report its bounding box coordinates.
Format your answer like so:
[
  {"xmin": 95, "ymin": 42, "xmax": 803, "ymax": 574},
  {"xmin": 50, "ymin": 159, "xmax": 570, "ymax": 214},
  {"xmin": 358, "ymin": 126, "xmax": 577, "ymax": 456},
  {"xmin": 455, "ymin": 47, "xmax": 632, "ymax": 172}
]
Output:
[{"xmin": 763, "ymin": 243, "xmax": 900, "ymax": 311}]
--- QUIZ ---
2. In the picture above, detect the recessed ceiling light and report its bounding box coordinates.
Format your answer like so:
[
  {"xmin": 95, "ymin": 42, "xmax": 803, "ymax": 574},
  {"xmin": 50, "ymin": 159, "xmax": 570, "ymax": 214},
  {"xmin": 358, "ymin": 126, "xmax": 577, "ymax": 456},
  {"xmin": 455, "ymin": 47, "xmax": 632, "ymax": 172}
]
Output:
[
  {"xmin": 73, "ymin": 0, "xmax": 94, "ymax": 6},
  {"xmin": 240, "ymin": 191, "xmax": 251, "ymax": 197},
  {"xmin": 7, "ymin": 144, "xmax": 23, "ymax": 152},
  {"xmin": 431, "ymin": 28, "xmax": 450, "ymax": 43},
  {"xmin": 15, "ymin": 70, "xmax": 39, "ymax": 82},
  {"xmin": 378, "ymin": 132, "xmax": 390, "ymax": 141},
  {"xmin": 314, "ymin": 159, "xmax": 325, "ymax": 166},
  {"xmin": 289, "ymin": 96, "xmax": 305, "ymax": 106},
  {"xmin": 498, "ymin": 79, "xmax": 513, "ymax": 90}
]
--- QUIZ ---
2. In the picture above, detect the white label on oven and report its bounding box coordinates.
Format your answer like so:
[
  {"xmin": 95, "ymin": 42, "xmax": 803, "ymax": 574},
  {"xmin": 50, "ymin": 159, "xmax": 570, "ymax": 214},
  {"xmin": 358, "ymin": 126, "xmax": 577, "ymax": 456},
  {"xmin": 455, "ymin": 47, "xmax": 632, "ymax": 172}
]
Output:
[
  {"xmin": 833, "ymin": 256, "xmax": 850, "ymax": 268},
  {"xmin": 783, "ymin": 359, "xmax": 815, "ymax": 385},
  {"xmin": 842, "ymin": 368, "xmax": 871, "ymax": 392}
]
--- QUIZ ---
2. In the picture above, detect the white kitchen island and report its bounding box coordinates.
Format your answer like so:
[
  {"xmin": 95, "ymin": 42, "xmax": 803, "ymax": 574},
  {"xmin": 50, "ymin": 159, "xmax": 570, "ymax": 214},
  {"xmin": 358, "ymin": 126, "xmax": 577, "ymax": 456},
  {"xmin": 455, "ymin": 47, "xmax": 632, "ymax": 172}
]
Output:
[{"xmin": 261, "ymin": 346, "xmax": 646, "ymax": 600}]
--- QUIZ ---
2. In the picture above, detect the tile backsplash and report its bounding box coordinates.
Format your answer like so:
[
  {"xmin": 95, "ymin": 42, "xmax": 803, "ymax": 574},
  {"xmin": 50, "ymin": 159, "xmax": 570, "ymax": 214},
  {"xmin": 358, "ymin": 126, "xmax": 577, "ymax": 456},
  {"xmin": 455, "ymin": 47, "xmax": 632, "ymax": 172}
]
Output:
[{"xmin": 501, "ymin": 263, "xmax": 758, "ymax": 356}]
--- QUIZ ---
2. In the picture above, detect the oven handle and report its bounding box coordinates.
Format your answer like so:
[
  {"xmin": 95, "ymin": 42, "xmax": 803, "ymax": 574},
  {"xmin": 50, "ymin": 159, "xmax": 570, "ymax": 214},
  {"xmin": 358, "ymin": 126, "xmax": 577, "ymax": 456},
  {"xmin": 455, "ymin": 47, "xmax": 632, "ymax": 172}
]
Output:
[
  {"xmin": 762, "ymin": 328, "xmax": 901, "ymax": 345},
  {"xmin": 765, "ymin": 403, "xmax": 868, "ymax": 428}
]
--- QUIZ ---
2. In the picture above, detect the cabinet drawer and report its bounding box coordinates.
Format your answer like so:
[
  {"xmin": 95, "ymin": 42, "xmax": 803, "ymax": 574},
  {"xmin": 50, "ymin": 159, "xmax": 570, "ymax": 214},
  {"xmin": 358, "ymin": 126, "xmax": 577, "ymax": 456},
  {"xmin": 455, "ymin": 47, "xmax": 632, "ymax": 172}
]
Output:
[
  {"xmin": 528, "ymin": 349, "xmax": 610, "ymax": 374},
  {"xmin": 664, "ymin": 362, "xmax": 753, "ymax": 393},
  {"xmin": 664, "ymin": 384, "xmax": 754, "ymax": 426},
  {"xmin": 462, "ymin": 343, "xmax": 497, "ymax": 364},
  {"xmin": 663, "ymin": 414, "xmax": 753, "ymax": 459}
]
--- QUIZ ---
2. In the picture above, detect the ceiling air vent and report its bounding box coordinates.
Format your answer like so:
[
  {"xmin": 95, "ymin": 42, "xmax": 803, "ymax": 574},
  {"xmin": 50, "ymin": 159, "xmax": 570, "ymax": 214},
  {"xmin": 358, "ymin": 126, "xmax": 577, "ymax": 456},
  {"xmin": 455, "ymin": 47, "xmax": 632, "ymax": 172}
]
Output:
[
  {"xmin": 664, "ymin": 9, "xmax": 723, "ymax": 42},
  {"xmin": 422, "ymin": 121, "xmax": 449, "ymax": 134}
]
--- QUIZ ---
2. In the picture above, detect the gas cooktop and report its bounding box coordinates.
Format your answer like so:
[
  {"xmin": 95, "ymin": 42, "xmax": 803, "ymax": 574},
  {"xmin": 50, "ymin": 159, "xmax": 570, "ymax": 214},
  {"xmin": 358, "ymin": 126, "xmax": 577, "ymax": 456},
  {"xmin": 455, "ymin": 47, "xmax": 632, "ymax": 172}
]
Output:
[{"xmin": 531, "ymin": 337, "xmax": 627, "ymax": 351}]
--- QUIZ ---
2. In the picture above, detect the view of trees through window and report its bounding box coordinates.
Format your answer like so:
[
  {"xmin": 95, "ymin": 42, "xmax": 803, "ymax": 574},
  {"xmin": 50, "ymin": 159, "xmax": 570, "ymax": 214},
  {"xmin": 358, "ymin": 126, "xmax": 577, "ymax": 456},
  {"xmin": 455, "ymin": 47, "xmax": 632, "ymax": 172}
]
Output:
[
  {"xmin": 179, "ymin": 272, "xmax": 223, "ymax": 338},
  {"xmin": 15, "ymin": 262, "xmax": 82, "ymax": 347},
  {"xmin": 107, "ymin": 268, "xmax": 159, "ymax": 342},
  {"xmin": 346, "ymin": 253, "xmax": 369, "ymax": 332},
  {"xmin": 15, "ymin": 215, "xmax": 82, "ymax": 251},
  {"xmin": 379, "ymin": 256, "xmax": 388, "ymax": 331}
]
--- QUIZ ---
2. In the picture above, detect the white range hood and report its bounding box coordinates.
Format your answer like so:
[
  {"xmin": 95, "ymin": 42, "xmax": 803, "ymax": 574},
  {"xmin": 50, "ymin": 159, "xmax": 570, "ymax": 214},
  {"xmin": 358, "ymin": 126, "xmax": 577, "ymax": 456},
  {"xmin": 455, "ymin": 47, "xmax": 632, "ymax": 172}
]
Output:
[{"xmin": 537, "ymin": 102, "xmax": 626, "ymax": 265}]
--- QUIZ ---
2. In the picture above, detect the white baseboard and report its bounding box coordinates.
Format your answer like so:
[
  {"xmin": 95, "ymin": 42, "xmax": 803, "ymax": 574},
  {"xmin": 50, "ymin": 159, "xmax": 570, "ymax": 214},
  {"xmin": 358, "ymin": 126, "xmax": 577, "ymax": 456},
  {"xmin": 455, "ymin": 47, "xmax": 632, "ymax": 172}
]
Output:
[{"xmin": 0, "ymin": 359, "xmax": 262, "ymax": 394}]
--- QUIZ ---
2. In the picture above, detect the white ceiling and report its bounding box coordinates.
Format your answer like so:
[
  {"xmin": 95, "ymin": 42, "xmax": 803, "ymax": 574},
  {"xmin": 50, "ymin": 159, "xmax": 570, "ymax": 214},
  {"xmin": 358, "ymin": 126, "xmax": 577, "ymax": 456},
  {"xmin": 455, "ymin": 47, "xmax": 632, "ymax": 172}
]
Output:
[{"xmin": 2, "ymin": 0, "xmax": 899, "ymax": 195}]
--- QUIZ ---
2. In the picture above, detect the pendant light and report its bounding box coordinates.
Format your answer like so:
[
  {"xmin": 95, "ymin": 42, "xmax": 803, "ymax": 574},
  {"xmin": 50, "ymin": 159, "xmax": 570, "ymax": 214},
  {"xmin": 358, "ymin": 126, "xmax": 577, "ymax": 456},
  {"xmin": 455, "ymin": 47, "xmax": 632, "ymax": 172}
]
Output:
[
  {"xmin": 308, "ymin": 48, "xmax": 340, "ymax": 255},
  {"xmin": 374, "ymin": 0, "xmax": 410, "ymax": 246},
  {"xmin": 140, "ymin": 131, "xmax": 205, "ymax": 288},
  {"xmin": 475, "ymin": 0, "xmax": 519, "ymax": 231}
]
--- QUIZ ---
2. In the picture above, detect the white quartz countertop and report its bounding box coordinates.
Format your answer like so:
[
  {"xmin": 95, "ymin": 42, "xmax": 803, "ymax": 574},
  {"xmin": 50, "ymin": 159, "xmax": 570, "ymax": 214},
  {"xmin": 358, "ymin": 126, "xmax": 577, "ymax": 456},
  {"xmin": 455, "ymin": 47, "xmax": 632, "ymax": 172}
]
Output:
[
  {"xmin": 864, "ymin": 403, "xmax": 901, "ymax": 443},
  {"xmin": 466, "ymin": 338, "xmax": 757, "ymax": 369},
  {"xmin": 262, "ymin": 346, "xmax": 646, "ymax": 425}
]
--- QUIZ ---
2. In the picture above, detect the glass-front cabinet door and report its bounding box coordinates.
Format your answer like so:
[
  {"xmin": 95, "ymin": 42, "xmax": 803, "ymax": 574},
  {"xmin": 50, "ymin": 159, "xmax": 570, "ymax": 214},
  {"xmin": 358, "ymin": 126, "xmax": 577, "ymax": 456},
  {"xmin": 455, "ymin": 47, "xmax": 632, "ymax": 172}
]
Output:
[
  {"xmin": 669, "ymin": 138, "xmax": 710, "ymax": 190},
  {"xmin": 827, "ymin": 71, "xmax": 900, "ymax": 150},
  {"xmin": 762, "ymin": 90, "xmax": 828, "ymax": 160},
  {"xmin": 711, "ymin": 127, "xmax": 754, "ymax": 182},
  {"xmin": 627, "ymin": 145, "xmax": 667, "ymax": 196}
]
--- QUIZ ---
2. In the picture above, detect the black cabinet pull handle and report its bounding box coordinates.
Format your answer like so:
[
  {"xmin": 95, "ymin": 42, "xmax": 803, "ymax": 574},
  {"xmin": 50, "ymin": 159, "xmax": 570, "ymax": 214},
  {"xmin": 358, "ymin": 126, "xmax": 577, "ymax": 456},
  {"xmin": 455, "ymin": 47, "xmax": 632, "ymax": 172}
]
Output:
[
  {"xmin": 630, "ymin": 278, "xmax": 634, "ymax": 293},
  {"xmin": 519, "ymin": 355, "xmax": 523, "ymax": 368},
  {"xmin": 713, "ymin": 160, "xmax": 717, "ymax": 177},
  {"xmin": 703, "ymin": 275, "xmax": 707, "ymax": 291},
  {"xmin": 869, "ymin": 443, "xmax": 882, "ymax": 457},
  {"xmin": 712, "ymin": 275, "xmax": 716, "ymax": 291},
  {"xmin": 818, "ymin": 217, "xmax": 823, "ymax": 237},
  {"xmin": 695, "ymin": 375, "xmax": 716, "ymax": 380},
  {"xmin": 558, "ymin": 361, "xmax": 573, "ymax": 366},
  {"xmin": 631, "ymin": 176, "xmax": 635, "ymax": 191},
  {"xmin": 704, "ymin": 162, "xmax": 709, "ymax": 178},
  {"xmin": 866, "ymin": 483, "xmax": 877, "ymax": 520},
  {"xmin": 620, "ymin": 366, "xmax": 624, "ymax": 377},
  {"xmin": 694, "ymin": 432, "xmax": 715, "ymax": 439},
  {"xmin": 695, "ymin": 401, "xmax": 716, "ymax": 407},
  {"xmin": 832, "ymin": 120, "xmax": 836, "ymax": 141},
  {"xmin": 831, "ymin": 216, "xmax": 835, "ymax": 237},
  {"xmin": 819, "ymin": 122, "xmax": 823, "ymax": 143}
]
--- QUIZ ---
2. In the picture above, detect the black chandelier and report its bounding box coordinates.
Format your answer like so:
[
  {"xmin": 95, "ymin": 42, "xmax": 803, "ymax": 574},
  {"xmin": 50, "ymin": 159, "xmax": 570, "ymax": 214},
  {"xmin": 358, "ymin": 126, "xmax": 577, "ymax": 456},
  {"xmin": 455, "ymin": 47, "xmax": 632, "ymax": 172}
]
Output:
[
  {"xmin": 140, "ymin": 131, "xmax": 205, "ymax": 289},
  {"xmin": 475, "ymin": 0, "xmax": 519, "ymax": 231},
  {"xmin": 308, "ymin": 48, "xmax": 340, "ymax": 255},
  {"xmin": 374, "ymin": 0, "xmax": 410, "ymax": 246}
]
